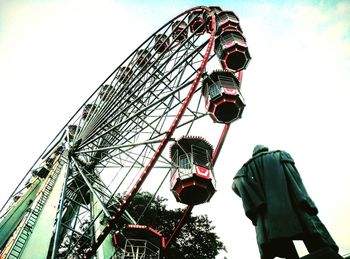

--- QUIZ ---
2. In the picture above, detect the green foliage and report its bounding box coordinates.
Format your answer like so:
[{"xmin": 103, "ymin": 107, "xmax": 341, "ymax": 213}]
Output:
[{"xmin": 124, "ymin": 192, "xmax": 225, "ymax": 259}]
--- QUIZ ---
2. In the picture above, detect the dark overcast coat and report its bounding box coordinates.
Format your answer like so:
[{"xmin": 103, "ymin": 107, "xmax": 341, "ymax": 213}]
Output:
[{"xmin": 233, "ymin": 149, "xmax": 338, "ymax": 258}]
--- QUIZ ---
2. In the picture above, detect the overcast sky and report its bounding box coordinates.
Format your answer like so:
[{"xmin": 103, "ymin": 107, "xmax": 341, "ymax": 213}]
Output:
[{"xmin": 0, "ymin": 0, "xmax": 349, "ymax": 258}]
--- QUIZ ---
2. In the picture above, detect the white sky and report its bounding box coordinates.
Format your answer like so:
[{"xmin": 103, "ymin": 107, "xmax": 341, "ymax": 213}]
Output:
[{"xmin": 0, "ymin": 0, "xmax": 349, "ymax": 258}]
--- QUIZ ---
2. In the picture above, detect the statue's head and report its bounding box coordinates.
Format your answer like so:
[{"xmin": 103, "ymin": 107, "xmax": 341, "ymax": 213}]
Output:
[{"xmin": 252, "ymin": 144, "xmax": 269, "ymax": 156}]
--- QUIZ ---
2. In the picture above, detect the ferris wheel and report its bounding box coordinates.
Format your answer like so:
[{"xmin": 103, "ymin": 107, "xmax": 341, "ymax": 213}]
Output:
[{"xmin": 0, "ymin": 6, "xmax": 250, "ymax": 259}]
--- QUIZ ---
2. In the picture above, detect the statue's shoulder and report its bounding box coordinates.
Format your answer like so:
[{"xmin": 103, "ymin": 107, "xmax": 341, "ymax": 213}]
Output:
[
  {"xmin": 277, "ymin": 150, "xmax": 295, "ymax": 163},
  {"xmin": 234, "ymin": 166, "xmax": 246, "ymax": 178}
]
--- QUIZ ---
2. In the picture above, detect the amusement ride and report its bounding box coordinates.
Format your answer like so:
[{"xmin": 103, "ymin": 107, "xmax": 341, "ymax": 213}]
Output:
[{"xmin": 0, "ymin": 6, "xmax": 250, "ymax": 259}]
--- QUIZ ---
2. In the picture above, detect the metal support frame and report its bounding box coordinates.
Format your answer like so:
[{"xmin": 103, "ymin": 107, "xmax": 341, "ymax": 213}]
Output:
[
  {"xmin": 71, "ymin": 157, "xmax": 111, "ymax": 218},
  {"xmin": 51, "ymin": 158, "xmax": 71, "ymax": 259}
]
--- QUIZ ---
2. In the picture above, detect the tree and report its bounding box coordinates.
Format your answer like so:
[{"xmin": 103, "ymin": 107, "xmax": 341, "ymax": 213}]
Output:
[{"xmin": 123, "ymin": 192, "xmax": 226, "ymax": 259}]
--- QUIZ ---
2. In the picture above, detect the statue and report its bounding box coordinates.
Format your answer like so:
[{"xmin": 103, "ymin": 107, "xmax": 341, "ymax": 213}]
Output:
[{"xmin": 232, "ymin": 145, "xmax": 339, "ymax": 259}]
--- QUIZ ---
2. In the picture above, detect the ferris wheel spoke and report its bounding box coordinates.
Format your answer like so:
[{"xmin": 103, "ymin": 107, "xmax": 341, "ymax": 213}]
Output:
[
  {"xmin": 78, "ymin": 38, "xmax": 209, "ymax": 146},
  {"xmin": 78, "ymin": 80, "xmax": 189, "ymax": 149},
  {"xmin": 135, "ymin": 166, "xmax": 173, "ymax": 225},
  {"xmin": 82, "ymin": 77, "xmax": 175, "ymax": 148},
  {"xmin": 89, "ymin": 99, "xmax": 208, "ymax": 166},
  {"xmin": 185, "ymin": 92, "xmax": 205, "ymax": 136},
  {"xmin": 104, "ymin": 145, "xmax": 153, "ymax": 199},
  {"xmin": 152, "ymin": 68, "xmax": 197, "ymax": 113},
  {"xmin": 93, "ymin": 121, "xmax": 178, "ymax": 168},
  {"xmin": 104, "ymin": 142, "xmax": 174, "ymax": 169},
  {"xmin": 89, "ymin": 131, "xmax": 161, "ymax": 168},
  {"xmin": 82, "ymin": 69, "xmax": 204, "ymax": 152},
  {"xmin": 79, "ymin": 63, "xmax": 172, "ymax": 141},
  {"xmin": 76, "ymin": 138, "xmax": 165, "ymax": 156}
]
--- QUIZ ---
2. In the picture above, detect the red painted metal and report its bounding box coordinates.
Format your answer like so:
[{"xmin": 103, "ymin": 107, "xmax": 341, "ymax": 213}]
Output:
[
  {"xmin": 212, "ymin": 124, "xmax": 230, "ymax": 166},
  {"xmin": 195, "ymin": 165, "xmax": 210, "ymax": 179},
  {"xmin": 164, "ymin": 205, "xmax": 193, "ymax": 249},
  {"xmin": 237, "ymin": 71, "xmax": 243, "ymax": 82}
]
